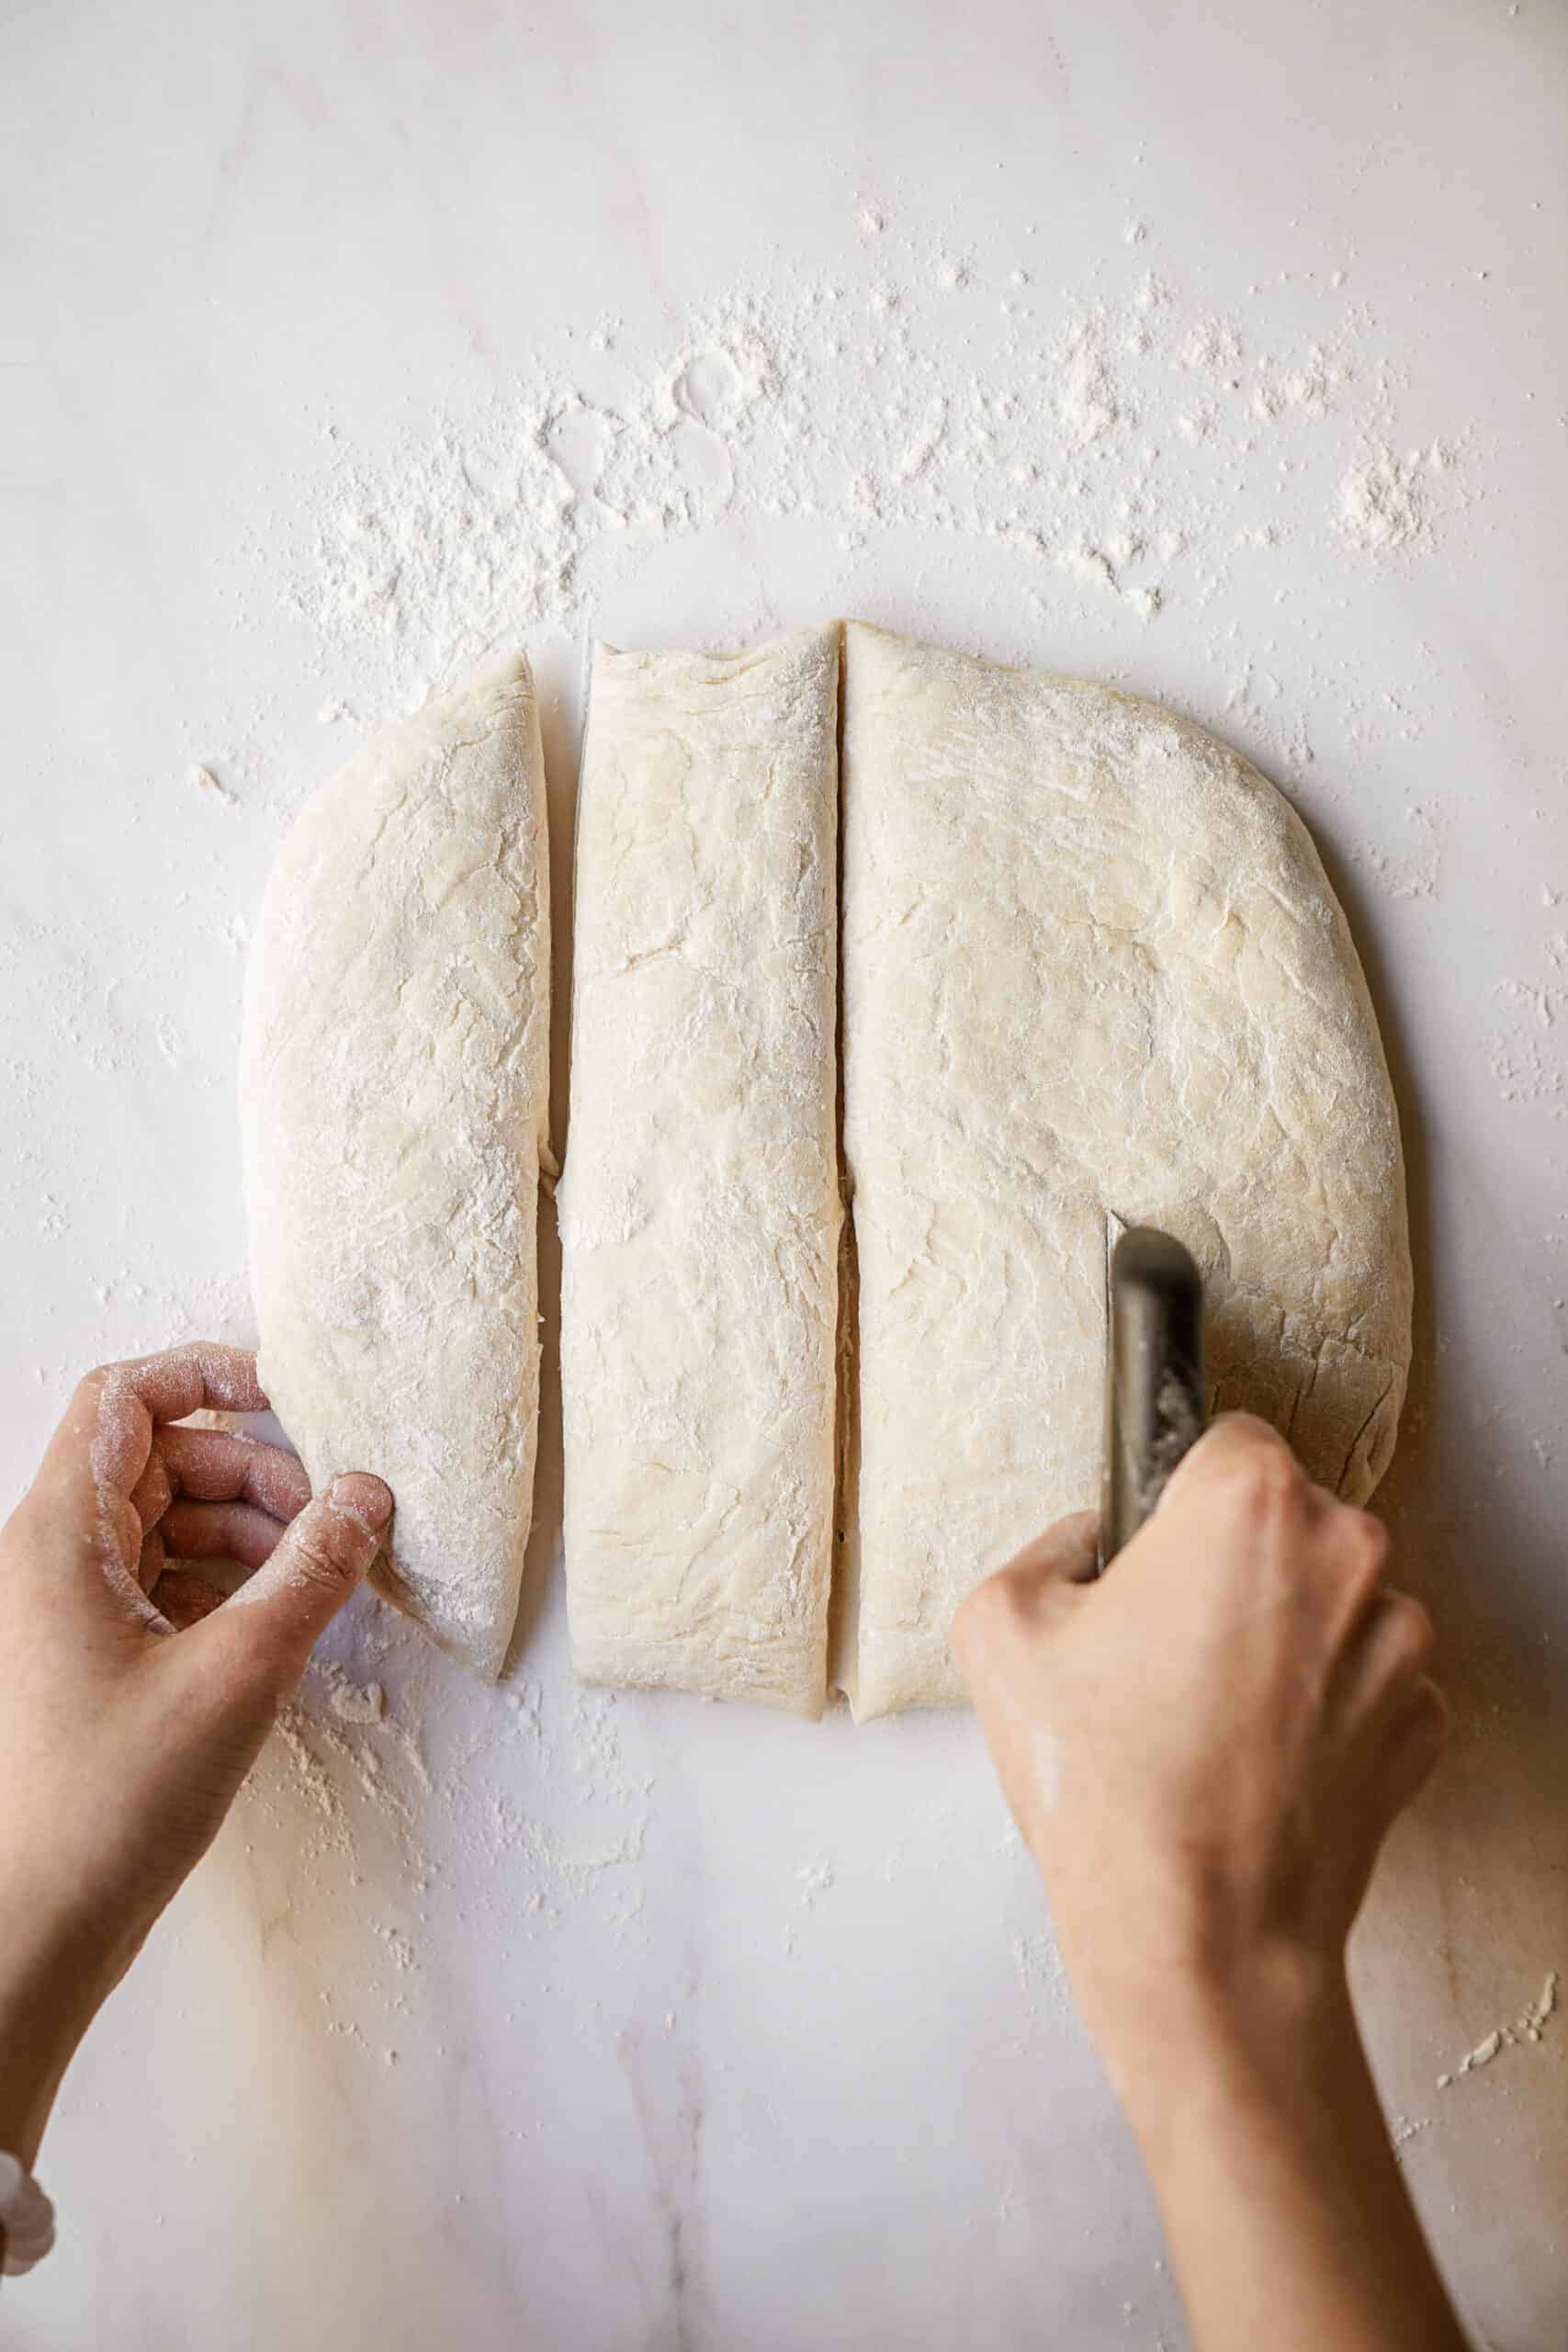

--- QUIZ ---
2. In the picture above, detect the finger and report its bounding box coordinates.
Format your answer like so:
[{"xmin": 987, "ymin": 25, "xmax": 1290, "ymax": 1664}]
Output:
[
  {"xmin": 28, "ymin": 1345, "xmax": 271, "ymax": 1542},
  {"xmin": 180, "ymin": 1474, "xmax": 393, "ymax": 1702},
  {"xmin": 107, "ymin": 1342, "xmax": 268, "ymax": 1423},
  {"xmin": 153, "ymin": 1569, "xmax": 230, "ymax": 1631},
  {"xmin": 154, "ymin": 1427, "xmax": 311, "ymax": 1521},
  {"xmin": 1316, "ymin": 1502, "xmax": 1393, "ymax": 1645},
  {"xmin": 161, "ymin": 1499, "xmax": 289, "ymax": 1573},
  {"xmin": 1330, "ymin": 1587, "xmax": 1435, "ymax": 1736},
  {"xmin": 998, "ymin": 1509, "xmax": 1100, "ymax": 1593},
  {"xmin": 88, "ymin": 1343, "xmax": 270, "ymax": 1497},
  {"xmin": 137, "ymin": 1527, "xmax": 167, "ymax": 1593},
  {"xmin": 953, "ymin": 1509, "xmax": 1100, "ymax": 1690},
  {"xmin": 1150, "ymin": 1414, "xmax": 1337, "ymax": 1571},
  {"xmin": 128, "ymin": 1452, "xmax": 175, "ymax": 1537},
  {"xmin": 1161, "ymin": 1412, "xmax": 1299, "ymax": 1508},
  {"xmin": 1382, "ymin": 1677, "xmax": 1449, "ymax": 1812}
]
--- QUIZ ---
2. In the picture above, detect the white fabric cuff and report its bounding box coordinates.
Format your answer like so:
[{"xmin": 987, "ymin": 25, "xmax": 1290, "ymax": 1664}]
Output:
[{"xmin": 0, "ymin": 2151, "xmax": 55, "ymax": 2276}]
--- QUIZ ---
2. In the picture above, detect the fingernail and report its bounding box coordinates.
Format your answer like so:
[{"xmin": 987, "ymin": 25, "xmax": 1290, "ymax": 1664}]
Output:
[{"xmin": 328, "ymin": 1473, "xmax": 394, "ymax": 1532}]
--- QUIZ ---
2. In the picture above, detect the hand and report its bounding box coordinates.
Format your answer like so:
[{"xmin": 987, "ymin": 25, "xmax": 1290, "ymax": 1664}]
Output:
[
  {"xmin": 0, "ymin": 1344, "xmax": 392, "ymax": 2170},
  {"xmin": 955, "ymin": 1415, "xmax": 1464, "ymax": 2352},
  {"xmin": 954, "ymin": 1412, "xmax": 1445, "ymax": 2058}
]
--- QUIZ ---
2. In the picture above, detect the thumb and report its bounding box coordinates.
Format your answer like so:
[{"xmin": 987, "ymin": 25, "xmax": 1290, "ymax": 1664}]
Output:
[
  {"xmin": 999, "ymin": 1507, "xmax": 1101, "ymax": 1595},
  {"xmin": 186, "ymin": 1472, "xmax": 393, "ymax": 1699},
  {"xmin": 954, "ymin": 1507, "xmax": 1100, "ymax": 1676}
]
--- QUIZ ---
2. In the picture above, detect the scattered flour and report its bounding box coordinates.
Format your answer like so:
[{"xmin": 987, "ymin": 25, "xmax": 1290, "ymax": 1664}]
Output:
[
  {"xmin": 1012, "ymin": 1932, "xmax": 1069, "ymax": 2009},
  {"xmin": 261, "ymin": 215, "xmax": 1468, "ymax": 734},
  {"xmin": 1437, "ymin": 1969, "xmax": 1559, "ymax": 2088},
  {"xmin": 239, "ymin": 1624, "xmax": 659, "ymax": 2065},
  {"xmin": 1350, "ymin": 803, "xmax": 1441, "ymax": 901},
  {"xmin": 1491, "ymin": 935, "xmax": 1568, "ymax": 1114},
  {"xmin": 796, "ymin": 1860, "xmax": 836, "ymax": 1908},
  {"xmin": 270, "ymin": 1705, "xmax": 355, "ymax": 1858},
  {"xmin": 1337, "ymin": 439, "xmax": 1460, "ymax": 556},
  {"xmin": 325, "ymin": 1668, "xmax": 387, "ymax": 1725}
]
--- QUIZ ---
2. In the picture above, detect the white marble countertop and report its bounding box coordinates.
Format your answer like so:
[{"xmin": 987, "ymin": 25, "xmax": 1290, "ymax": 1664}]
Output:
[{"xmin": 5, "ymin": 2, "xmax": 1568, "ymax": 2345}]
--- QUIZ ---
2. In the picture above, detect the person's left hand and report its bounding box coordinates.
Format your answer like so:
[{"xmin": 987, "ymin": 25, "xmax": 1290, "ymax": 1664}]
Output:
[{"xmin": 0, "ymin": 1343, "xmax": 392, "ymax": 2168}]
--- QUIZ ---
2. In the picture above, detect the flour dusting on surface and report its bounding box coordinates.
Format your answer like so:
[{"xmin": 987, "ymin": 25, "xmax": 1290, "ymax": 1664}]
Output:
[
  {"xmin": 1337, "ymin": 439, "xmax": 1461, "ymax": 556},
  {"xmin": 238, "ymin": 1605, "xmax": 660, "ymax": 2068},
  {"xmin": 256, "ymin": 218, "xmax": 1469, "ymax": 765},
  {"xmin": 1437, "ymin": 1970, "xmax": 1560, "ymax": 2088}
]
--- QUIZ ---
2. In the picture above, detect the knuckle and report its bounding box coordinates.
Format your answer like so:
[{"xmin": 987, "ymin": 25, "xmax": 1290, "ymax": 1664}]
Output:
[
  {"xmin": 1392, "ymin": 1678, "xmax": 1450, "ymax": 1793},
  {"xmin": 66, "ymin": 1363, "xmax": 130, "ymax": 1446},
  {"xmin": 1417, "ymin": 1677, "xmax": 1450, "ymax": 1745},
  {"xmin": 954, "ymin": 1569, "xmax": 1026, "ymax": 1653},
  {"xmin": 1334, "ymin": 1505, "xmax": 1390, "ymax": 1584},
  {"xmin": 1363, "ymin": 1591, "xmax": 1437, "ymax": 1688},
  {"xmin": 1208, "ymin": 1431, "xmax": 1303, "ymax": 1517},
  {"xmin": 1248, "ymin": 1447, "xmax": 1302, "ymax": 1507},
  {"xmin": 995, "ymin": 1565, "xmax": 1049, "ymax": 1623},
  {"xmin": 73, "ymin": 1358, "xmax": 153, "ymax": 1429},
  {"xmin": 953, "ymin": 1576, "xmax": 1000, "ymax": 1651},
  {"xmin": 286, "ymin": 1521, "xmax": 359, "ymax": 1596},
  {"xmin": 1358, "ymin": 1510, "xmax": 1391, "ymax": 1566},
  {"xmin": 1384, "ymin": 1590, "xmax": 1436, "ymax": 1666},
  {"xmin": 85, "ymin": 1351, "xmax": 152, "ymax": 1387},
  {"xmin": 1411, "ymin": 1664, "xmax": 1446, "ymax": 1716}
]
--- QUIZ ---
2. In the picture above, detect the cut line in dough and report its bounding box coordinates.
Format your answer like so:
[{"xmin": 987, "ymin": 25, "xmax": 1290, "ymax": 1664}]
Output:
[{"xmin": 243, "ymin": 624, "xmax": 1410, "ymax": 1717}]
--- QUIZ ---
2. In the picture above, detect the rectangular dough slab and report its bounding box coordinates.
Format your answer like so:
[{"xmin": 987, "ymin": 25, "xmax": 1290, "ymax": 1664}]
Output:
[
  {"xmin": 241, "ymin": 658, "xmax": 550, "ymax": 1679},
  {"xmin": 559, "ymin": 627, "xmax": 842, "ymax": 1717},
  {"xmin": 839, "ymin": 624, "xmax": 1105, "ymax": 1719}
]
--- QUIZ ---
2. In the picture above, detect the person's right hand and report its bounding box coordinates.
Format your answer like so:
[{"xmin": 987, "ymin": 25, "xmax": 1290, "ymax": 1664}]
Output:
[{"xmin": 953, "ymin": 1413, "xmax": 1447, "ymax": 2064}]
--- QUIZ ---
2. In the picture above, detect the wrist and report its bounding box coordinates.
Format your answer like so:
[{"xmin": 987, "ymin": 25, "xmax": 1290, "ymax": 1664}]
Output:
[
  {"xmin": 1073, "ymin": 1934, "xmax": 1356, "ymax": 2149},
  {"xmin": 0, "ymin": 1908, "xmax": 111, "ymax": 2172}
]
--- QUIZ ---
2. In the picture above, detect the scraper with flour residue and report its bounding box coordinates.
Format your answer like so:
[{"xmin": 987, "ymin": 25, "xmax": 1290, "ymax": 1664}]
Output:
[{"xmin": 1099, "ymin": 1217, "xmax": 1207, "ymax": 1570}]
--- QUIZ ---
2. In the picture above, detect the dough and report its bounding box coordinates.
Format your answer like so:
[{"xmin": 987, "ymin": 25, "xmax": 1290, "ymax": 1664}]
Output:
[
  {"xmin": 240, "ymin": 659, "xmax": 551, "ymax": 1678},
  {"xmin": 559, "ymin": 628, "xmax": 841, "ymax": 1717},
  {"xmin": 839, "ymin": 622, "xmax": 1411, "ymax": 1719}
]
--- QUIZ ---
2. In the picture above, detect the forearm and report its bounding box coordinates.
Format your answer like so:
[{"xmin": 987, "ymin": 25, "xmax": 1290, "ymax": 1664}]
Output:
[
  {"xmin": 0, "ymin": 1965, "xmax": 86, "ymax": 2173},
  {"xmin": 0, "ymin": 1889, "xmax": 111, "ymax": 2173},
  {"xmin": 1109, "ymin": 1960, "xmax": 1467, "ymax": 2352}
]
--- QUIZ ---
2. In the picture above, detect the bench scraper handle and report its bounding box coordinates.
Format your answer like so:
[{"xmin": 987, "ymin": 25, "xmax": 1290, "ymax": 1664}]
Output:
[{"xmin": 1100, "ymin": 1227, "xmax": 1206, "ymax": 1570}]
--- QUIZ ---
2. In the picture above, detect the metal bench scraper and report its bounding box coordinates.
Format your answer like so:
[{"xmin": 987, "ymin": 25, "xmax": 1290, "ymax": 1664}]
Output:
[{"xmin": 1100, "ymin": 1222, "xmax": 1207, "ymax": 1570}]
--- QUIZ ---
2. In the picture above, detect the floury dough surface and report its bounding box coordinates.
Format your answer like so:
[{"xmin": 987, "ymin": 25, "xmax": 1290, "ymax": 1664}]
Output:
[
  {"xmin": 839, "ymin": 622, "xmax": 1412, "ymax": 1719},
  {"xmin": 558, "ymin": 628, "xmax": 842, "ymax": 1717},
  {"xmin": 240, "ymin": 624, "xmax": 1410, "ymax": 1720},
  {"xmin": 240, "ymin": 660, "xmax": 552, "ymax": 1679},
  {"xmin": 556, "ymin": 619, "xmax": 1408, "ymax": 1721}
]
